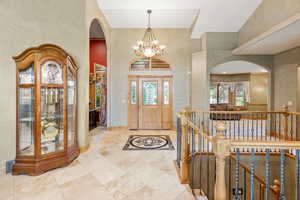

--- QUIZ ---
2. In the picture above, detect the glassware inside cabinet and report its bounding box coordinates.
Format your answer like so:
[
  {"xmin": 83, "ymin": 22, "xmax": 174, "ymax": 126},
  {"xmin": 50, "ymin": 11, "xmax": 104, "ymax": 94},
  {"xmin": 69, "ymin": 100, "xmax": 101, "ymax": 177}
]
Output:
[{"xmin": 40, "ymin": 87, "xmax": 64, "ymax": 154}]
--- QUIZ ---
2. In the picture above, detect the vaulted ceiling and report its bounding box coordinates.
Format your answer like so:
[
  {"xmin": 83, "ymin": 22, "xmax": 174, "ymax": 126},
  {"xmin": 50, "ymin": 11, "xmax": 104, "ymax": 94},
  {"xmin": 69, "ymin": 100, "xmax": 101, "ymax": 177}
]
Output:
[{"xmin": 97, "ymin": 0, "xmax": 263, "ymax": 38}]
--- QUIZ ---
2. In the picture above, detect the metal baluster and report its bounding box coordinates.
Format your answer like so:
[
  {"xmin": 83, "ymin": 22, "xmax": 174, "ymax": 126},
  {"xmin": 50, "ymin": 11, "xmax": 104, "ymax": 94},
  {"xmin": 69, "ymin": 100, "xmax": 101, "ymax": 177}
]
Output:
[
  {"xmin": 176, "ymin": 117, "xmax": 181, "ymax": 167},
  {"xmin": 296, "ymin": 149, "xmax": 300, "ymax": 200},
  {"xmin": 280, "ymin": 149, "xmax": 286, "ymax": 200},
  {"xmin": 250, "ymin": 149, "xmax": 256, "ymax": 200},
  {"xmin": 225, "ymin": 113, "xmax": 227, "ymax": 137},
  {"xmin": 243, "ymin": 168, "xmax": 247, "ymax": 200},
  {"xmin": 265, "ymin": 149, "xmax": 270, "ymax": 200},
  {"xmin": 229, "ymin": 157, "xmax": 232, "ymax": 200},
  {"xmin": 191, "ymin": 154, "xmax": 195, "ymax": 189},
  {"xmin": 238, "ymin": 114, "xmax": 241, "ymax": 141},
  {"xmin": 243, "ymin": 113, "xmax": 245, "ymax": 140},
  {"xmin": 256, "ymin": 113, "xmax": 258, "ymax": 141},
  {"xmin": 199, "ymin": 150, "xmax": 203, "ymax": 191},
  {"xmin": 211, "ymin": 113, "xmax": 214, "ymax": 137},
  {"xmin": 230, "ymin": 112, "xmax": 232, "ymax": 139},
  {"xmin": 198, "ymin": 115, "xmax": 202, "ymax": 152},
  {"xmin": 291, "ymin": 115, "xmax": 294, "ymax": 141},
  {"xmin": 207, "ymin": 148, "xmax": 210, "ymax": 197},
  {"xmin": 234, "ymin": 149, "xmax": 241, "ymax": 200},
  {"xmin": 234, "ymin": 113, "xmax": 236, "ymax": 140},
  {"xmin": 260, "ymin": 113, "xmax": 263, "ymax": 141},
  {"xmin": 265, "ymin": 113, "xmax": 268, "ymax": 141},
  {"xmin": 251, "ymin": 116, "xmax": 254, "ymax": 141},
  {"xmin": 192, "ymin": 127, "xmax": 195, "ymax": 154},
  {"xmin": 279, "ymin": 114, "xmax": 282, "ymax": 141}
]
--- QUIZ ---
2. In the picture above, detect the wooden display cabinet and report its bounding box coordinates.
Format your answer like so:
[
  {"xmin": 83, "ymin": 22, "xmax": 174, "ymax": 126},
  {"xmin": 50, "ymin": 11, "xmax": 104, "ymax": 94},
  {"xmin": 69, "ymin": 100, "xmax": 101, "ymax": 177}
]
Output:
[{"xmin": 13, "ymin": 44, "xmax": 79, "ymax": 175}]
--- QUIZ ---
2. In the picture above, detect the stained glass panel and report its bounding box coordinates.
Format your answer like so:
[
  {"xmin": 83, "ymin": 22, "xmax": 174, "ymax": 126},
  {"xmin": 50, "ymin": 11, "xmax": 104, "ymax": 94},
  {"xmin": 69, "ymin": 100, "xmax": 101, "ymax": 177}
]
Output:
[
  {"xmin": 163, "ymin": 81, "xmax": 169, "ymax": 104},
  {"xmin": 41, "ymin": 61, "xmax": 63, "ymax": 84},
  {"xmin": 131, "ymin": 81, "xmax": 137, "ymax": 104},
  {"xmin": 18, "ymin": 87, "xmax": 34, "ymax": 155},
  {"xmin": 143, "ymin": 81, "xmax": 158, "ymax": 105},
  {"xmin": 40, "ymin": 87, "xmax": 64, "ymax": 154},
  {"xmin": 19, "ymin": 64, "xmax": 34, "ymax": 84}
]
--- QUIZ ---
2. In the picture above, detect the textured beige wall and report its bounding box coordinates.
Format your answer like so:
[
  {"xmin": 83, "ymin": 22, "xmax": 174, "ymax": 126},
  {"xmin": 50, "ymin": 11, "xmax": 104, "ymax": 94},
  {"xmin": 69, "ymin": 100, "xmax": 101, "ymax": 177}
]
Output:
[
  {"xmin": 0, "ymin": 0, "xmax": 110, "ymax": 166},
  {"xmin": 239, "ymin": 0, "xmax": 300, "ymax": 45},
  {"xmin": 250, "ymin": 73, "xmax": 268, "ymax": 104},
  {"xmin": 190, "ymin": 33, "xmax": 273, "ymax": 111},
  {"xmin": 192, "ymin": 51, "xmax": 209, "ymax": 110},
  {"xmin": 273, "ymin": 47, "xmax": 300, "ymax": 111},
  {"xmin": 110, "ymin": 28, "xmax": 200, "ymax": 126}
]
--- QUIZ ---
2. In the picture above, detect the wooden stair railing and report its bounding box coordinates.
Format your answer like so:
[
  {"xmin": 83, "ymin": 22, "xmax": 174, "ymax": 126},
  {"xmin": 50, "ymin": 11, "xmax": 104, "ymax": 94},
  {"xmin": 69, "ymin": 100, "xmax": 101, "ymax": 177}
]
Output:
[{"xmin": 176, "ymin": 108, "xmax": 300, "ymax": 200}]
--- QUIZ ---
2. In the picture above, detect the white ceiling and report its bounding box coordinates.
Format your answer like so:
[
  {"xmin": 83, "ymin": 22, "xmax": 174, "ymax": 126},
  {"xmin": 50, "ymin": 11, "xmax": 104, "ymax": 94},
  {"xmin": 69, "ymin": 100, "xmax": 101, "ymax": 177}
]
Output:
[
  {"xmin": 101, "ymin": 9, "xmax": 199, "ymax": 28},
  {"xmin": 233, "ymin": 14, "xmax": 300, "ymax": 55},
  {"xmin": 97, "ymin": 0, "xmax": 263, "ymax": 38},
  {"xmin": 210, "ymin": 61, "xmax": 267, "ymax": 74}
]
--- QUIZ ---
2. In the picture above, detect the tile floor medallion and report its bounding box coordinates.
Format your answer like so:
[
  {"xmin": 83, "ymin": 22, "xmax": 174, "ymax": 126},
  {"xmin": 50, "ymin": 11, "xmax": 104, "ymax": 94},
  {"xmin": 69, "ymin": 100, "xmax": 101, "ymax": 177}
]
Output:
[
  {"xmin": 123, "ymin": 135, "xmax": 175, "ymax": 151},
  {"xmin": 0, "ymin": 127, "xmax": 195, "ymax": 200}
]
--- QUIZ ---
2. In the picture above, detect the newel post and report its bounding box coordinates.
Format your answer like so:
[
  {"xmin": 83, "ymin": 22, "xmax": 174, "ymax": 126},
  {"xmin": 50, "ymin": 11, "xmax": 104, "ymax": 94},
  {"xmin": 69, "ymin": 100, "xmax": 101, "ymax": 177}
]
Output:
[
  {"xmin": 180, "ymin": 108, "xmax": 190, "ymax": 184},
  {"xmin": 282, "ymin": 104, "xmax": 289, "ymax": 140},
  {"xmin": 213, "ymin": 122, "xmax": 230, "ymax": 200}
]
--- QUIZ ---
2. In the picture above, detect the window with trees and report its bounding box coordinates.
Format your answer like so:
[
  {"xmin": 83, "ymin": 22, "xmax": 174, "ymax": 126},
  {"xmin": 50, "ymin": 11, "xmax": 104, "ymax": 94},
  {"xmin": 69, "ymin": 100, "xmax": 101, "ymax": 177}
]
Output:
[{"xmin": 210, "ymin": 82, "xmax": 249, "ymax": 106}]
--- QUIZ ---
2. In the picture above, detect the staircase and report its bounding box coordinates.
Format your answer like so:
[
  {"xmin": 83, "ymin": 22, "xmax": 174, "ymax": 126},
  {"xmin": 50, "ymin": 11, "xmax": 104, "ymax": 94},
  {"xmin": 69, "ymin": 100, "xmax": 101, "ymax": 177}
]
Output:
[{"xmin": 175, "ymin": 107, "xmax": 300, "ymax": 200}]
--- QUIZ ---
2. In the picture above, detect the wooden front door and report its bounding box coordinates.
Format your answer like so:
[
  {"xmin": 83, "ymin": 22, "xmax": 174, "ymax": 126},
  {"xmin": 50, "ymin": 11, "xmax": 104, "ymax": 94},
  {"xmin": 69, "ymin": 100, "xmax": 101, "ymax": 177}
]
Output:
[{"xmin": 128, "ymin": 75, "xmax": 173, "ymax": 130}]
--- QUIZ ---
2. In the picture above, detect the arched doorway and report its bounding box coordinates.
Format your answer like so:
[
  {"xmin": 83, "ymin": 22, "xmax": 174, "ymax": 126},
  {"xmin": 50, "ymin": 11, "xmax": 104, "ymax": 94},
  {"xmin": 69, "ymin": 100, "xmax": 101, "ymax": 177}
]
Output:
[
  {"xmin": 209, "ymin": 61, "xmax": 270, "ymax": 112},
  {"xmin": 89, "ymin": 19, "xmax": 107, "ymax": 130}
]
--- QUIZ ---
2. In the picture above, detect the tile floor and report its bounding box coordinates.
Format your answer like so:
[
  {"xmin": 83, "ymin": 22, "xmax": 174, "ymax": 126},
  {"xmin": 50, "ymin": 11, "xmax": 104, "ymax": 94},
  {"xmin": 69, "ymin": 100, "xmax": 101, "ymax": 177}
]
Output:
[{"xmin": 0, "ymin": 128, "xmax": 195, "ymax": 200}]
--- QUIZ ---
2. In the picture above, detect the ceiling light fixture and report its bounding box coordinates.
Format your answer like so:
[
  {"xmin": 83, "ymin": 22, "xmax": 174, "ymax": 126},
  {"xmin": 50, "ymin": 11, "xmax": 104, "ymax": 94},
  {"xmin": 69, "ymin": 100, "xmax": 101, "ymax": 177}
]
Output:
[{"xmin": 133, "ymin": 10, "xmax": 166, "ymax": 58}]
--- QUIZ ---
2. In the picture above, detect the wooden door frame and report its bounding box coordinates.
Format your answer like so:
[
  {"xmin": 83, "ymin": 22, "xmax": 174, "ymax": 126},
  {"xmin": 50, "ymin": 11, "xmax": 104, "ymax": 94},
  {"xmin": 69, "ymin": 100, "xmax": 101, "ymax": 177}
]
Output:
[{"xmin": 128, "ymin": 75, "xmax": 173, "ymax": 130}]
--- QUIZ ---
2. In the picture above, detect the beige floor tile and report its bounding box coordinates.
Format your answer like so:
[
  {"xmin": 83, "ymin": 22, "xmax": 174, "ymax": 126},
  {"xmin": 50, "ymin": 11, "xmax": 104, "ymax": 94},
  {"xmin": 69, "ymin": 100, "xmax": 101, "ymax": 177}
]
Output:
[
  {"xmin": 104, "ymin": 170, "xmax": 146, "ymax": 200},
  {"xmin": 15, "ymin": 174, "xmax": 64, "ymax": 200},
  {"xmin": 120, "ymin": 186, "xmax": 156, "ymax": 200},
  {"xmin": 52, "ymin": 161, "xmax": 89, "ymax": 185},
  {"xmin": 90, "ymin": 158, "xmax": 126, "ymax": 185},
  {"xmin": 0, "ymin": 174, "xmax": 14, "ymax": 200},
  {"xmin": 10, "ymin": 129, "xmax": 194, "ymax": 200},
  {"xmin": 61, "ymin": 174, "xmax": 114, "ymax": 200}
]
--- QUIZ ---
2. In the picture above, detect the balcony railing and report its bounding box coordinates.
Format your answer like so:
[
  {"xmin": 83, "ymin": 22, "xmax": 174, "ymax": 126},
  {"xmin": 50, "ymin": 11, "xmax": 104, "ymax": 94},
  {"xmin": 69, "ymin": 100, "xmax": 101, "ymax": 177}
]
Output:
[{"xmin": 176, "ymin": 107, "xmax": 300, "ymax": 200}]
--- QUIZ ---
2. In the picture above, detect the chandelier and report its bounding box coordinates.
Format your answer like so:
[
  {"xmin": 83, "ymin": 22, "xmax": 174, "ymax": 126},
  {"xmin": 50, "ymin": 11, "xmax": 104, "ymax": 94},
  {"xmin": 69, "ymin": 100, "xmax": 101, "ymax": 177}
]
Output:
[{"xmin": 133, "ymin": 10, "xmax": 166, "ymax": 58}]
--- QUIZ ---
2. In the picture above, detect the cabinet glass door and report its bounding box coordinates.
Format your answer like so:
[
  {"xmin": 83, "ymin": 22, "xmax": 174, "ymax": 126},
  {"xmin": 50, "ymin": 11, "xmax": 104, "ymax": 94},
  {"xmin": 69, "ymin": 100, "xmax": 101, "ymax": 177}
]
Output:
[
  {"xmin": 40, "ymin": 88, "xmax": 64, "ymax": 154},
  {"xmin": 18, "ymin": 87, "xmax": 35, "ymax": 155},
  {"xmin": 67, "ymin": 67, "xmax": 76, "ymax": 147}
]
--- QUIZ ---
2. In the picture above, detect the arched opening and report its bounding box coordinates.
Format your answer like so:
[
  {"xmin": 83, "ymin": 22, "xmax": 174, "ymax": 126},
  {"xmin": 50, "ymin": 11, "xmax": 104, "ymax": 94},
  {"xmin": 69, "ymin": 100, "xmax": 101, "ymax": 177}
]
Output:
[
  {"xmin": 88, "ymin": 19, "xmax": 107, "ymax": 130},
  {"xmin": 209, "ymin": 61, "xmax": 270, "ymax": 112}
]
